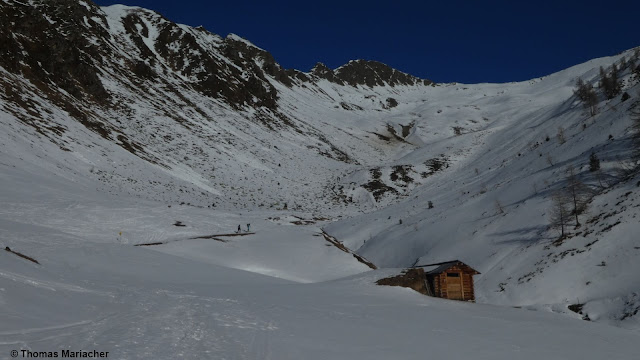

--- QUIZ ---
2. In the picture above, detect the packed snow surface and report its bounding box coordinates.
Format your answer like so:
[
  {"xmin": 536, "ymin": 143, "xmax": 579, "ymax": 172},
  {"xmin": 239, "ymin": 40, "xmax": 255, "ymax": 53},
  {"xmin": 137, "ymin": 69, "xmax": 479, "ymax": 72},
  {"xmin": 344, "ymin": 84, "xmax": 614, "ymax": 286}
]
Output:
[
  {"xmin": 1, "ymin": 2, "xmax": 640, "ymax": 358},
  {"xmin": 1, "ymin": 164, "xmax": 638, "ymax": 359}
]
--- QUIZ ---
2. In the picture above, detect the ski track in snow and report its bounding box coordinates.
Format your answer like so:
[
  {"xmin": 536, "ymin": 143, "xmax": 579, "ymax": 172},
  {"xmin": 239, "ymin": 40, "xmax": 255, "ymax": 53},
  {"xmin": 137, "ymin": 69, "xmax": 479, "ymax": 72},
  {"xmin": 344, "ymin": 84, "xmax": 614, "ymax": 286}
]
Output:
[{"xmin": 0, "ymin": 271, "xmax": 109, "ymax": 295}]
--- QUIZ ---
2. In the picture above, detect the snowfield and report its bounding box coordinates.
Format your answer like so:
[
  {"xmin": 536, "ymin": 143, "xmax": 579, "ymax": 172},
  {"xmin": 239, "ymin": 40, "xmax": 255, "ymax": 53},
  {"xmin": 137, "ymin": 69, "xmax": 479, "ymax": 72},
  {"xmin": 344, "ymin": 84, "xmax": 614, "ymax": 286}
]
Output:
[
  {"xmin": 1, "ymin": 1, "xmax": 640, "ymax": 358},
  {"xmin": 1, "ymin": 163, "xmax": 638, "ymax": 359}
]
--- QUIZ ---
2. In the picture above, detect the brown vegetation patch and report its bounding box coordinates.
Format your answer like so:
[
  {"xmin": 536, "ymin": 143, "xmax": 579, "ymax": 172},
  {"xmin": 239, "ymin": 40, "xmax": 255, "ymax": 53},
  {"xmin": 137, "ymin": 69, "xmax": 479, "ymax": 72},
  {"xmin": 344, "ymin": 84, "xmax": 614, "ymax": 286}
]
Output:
[
  {"xmin": 321, "ymin": 231, "xmax": 376, "ymax": 269},
  {"xmin": 339, "ymin": 102, "xmax": 364, "ymax": 111},
  {"xmin": 401, "ymin": 123, "xmax": 413, "ymax": 138},
  {"xmin": 383, "ymin": 97, "xmax": 398, "ymax": 109},
  {"xmin": 191, "ymin": 233, "xmax": 255, "ymax": 239},
  {"xmin": 291, "ymin": 220, "xmax": 316, "ymax": 225},
  {"xmin": 134, "ymin": 242, "xmax": 165, "ymax": 247},
  {"xmin": 371, "ymin": 132, "xmax": 391, "ymax": 141},
  {"xmin": 568, "ymin": 303, "xmax": 591, "ymax": 321},
  {"xmin": 390, "ymin": 165, "xmax": 414, "ymax": 184},
  {"xmin": 4, "ymin": 247, "xmax": 40, "ymax": 264},
  {"xmin": 385, "ymin": 124, "xmax": 406, "ymax": 142},
  {"xmin": 362, "ymin": 180, "xmax": 398, "ymax": 201}
]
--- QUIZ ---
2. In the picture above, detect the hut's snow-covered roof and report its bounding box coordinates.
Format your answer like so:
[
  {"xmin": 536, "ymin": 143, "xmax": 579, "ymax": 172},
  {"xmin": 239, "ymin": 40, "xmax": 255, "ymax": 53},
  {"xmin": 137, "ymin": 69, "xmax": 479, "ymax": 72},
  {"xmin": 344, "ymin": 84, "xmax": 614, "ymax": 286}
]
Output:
[{"xmin": 414, "ymin": 260, "xmax": 480, "ymax": 275}]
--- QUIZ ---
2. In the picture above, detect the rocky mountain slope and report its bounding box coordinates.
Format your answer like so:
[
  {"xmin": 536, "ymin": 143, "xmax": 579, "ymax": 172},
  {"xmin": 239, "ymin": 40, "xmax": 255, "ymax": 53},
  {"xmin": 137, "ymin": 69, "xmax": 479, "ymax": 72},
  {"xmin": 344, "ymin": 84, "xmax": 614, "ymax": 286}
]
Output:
[
  {"xmin": 0, "ymin": 0, "xmax": 436, "ymax": 214},
  {"xmin": 1, "ymin": 0, "xmax": 640, "ymax": 331},
  {"xmin": 325, "ymin": 53, "xmax": 640, "ymax": 328}
]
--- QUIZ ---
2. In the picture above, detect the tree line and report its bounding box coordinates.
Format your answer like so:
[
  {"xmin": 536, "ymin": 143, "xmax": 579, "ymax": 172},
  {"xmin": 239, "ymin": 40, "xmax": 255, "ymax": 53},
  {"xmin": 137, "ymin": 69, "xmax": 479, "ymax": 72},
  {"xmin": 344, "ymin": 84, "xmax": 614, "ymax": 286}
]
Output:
[
  {"xmin": 551, "ymin": 50, "xmax": 640, "ymax": 239},
  {"xmin": 574, "ymin": 49, "xmax": 640, "ymax": 116}
]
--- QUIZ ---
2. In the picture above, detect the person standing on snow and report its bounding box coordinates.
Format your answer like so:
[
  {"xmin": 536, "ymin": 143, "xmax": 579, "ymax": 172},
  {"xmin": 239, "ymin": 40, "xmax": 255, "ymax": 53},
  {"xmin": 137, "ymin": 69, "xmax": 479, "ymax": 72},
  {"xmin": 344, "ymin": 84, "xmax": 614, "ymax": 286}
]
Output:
[
  {"xmin": 247, "ymin": 223, "xmax": 251, "ymax": 232},
  {"xmin": 237, "ymin": 225, "xmax": 241, "ymax": 233}
]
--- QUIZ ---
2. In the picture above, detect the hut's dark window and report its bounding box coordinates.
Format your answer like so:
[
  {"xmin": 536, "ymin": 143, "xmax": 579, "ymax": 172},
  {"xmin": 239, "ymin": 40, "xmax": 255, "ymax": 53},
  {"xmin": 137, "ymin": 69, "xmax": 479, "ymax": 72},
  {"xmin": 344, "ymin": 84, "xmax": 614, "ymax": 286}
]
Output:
[{"xmin": 446, "ymin": 273, "xmax": 460, "ymax": 277}]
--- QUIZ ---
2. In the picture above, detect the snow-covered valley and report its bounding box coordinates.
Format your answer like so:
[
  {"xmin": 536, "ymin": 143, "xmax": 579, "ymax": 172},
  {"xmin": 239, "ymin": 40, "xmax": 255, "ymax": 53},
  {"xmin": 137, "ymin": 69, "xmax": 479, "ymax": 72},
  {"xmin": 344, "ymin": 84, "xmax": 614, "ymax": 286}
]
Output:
[
  {"xmin": 1, "ymin": 0, "xmax": 640, "ymax": 358},
  {"xmin": 2, "ymin": 162, "xmax": 639, "ymax": 359}
]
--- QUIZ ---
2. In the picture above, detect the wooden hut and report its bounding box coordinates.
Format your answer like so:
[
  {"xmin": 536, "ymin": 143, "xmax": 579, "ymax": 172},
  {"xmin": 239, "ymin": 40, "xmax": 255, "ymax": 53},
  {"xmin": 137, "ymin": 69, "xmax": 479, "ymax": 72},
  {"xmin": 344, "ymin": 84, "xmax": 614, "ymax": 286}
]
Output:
[{"xmin": 414, "ymin": 260, "xmax": 480, "ymax": 301}]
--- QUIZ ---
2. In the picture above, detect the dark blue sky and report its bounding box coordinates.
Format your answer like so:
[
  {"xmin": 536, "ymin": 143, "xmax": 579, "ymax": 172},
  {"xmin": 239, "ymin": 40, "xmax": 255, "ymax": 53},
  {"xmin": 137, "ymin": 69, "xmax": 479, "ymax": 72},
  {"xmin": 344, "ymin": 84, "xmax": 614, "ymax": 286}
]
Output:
[{"xmin": 93, "ymin": 0, "xmax": 639, "ymax": 83}]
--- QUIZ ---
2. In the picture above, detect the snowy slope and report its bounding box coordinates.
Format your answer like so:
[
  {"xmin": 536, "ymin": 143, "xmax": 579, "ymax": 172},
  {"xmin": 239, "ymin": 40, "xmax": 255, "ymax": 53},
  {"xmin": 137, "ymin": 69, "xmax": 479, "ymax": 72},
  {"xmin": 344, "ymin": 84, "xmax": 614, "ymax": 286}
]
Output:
[
  {"xmin": 0, "ymin": 0, "xmax": 451, "ymax": 217},
  {"xmin": 325, "ymin": 50, "xmax": 640, "ymax": 329},
  {"xmin": 1, "ymin": 0, "xmax": 640, "ymax": 357},
  {"xmin": 1, "ymin": 164, "xmax": 638, "ymax": 359}
]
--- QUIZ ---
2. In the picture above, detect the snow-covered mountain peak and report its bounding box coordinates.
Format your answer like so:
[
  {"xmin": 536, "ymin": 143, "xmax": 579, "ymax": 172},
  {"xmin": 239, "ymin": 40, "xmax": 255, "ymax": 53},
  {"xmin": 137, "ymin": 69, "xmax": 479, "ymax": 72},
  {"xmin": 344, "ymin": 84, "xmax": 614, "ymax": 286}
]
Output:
[
  {"xmin": 333, "ymin": 59, "xmax": 432, "ymax": 87},
  {"xmin": 225, "ymin": 33, "xmax": 264, "ymax": 50}
]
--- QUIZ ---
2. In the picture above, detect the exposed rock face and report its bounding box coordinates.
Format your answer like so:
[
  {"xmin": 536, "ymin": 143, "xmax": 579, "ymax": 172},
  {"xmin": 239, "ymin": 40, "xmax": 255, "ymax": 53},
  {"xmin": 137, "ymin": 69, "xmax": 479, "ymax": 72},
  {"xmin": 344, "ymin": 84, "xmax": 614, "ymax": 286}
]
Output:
[
  {"xmin": 335, "ymin": 60, "xmax": 431, "ymax": 87},
  {"xmin": 0, "ymin": 0, "xmax": 109, "ymax": 101},
  {"xmin": 118, "ymin": 12, "xmax": 282, "ymax": 110},
  {"xmin": 0, "ymin": 0, "xmax": 116, "ymax": 150},
  {"xmin": 376, "ymin": 268, "xmax": 428, "ymax": 295},
  {"xmin": 311, "ymin": 60, "xmax": 432, "ymax": 87},
  {"xmin": 0, "ymin": 0, "xmax": 299, "ymax": 113},
  {"xmin": 1, "ymin": 0, "xmax": 433, "ymax": 116},
  {"xmin": 311, "ymin": 62, "xmax": 344, "ymax": 84},
  {"xmin": 0, "ymin": 0, "xmax": 434, "ymax": 209}
]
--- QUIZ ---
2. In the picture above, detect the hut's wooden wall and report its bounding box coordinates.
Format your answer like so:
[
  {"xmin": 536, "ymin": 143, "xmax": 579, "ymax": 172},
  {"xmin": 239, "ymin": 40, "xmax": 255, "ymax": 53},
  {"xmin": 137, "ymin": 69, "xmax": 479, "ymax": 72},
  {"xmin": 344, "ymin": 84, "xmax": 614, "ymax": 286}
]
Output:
[
  {"xmin": 429, "ymin": 264, "xmax": 477, "ymax": 301},
  {"xmin": 433, "ymin": 273, "xmax": 441, "ymax": 297},
  {"xmin": 462, "ymin": 272, "xmax": 475, "ymax": 301}
]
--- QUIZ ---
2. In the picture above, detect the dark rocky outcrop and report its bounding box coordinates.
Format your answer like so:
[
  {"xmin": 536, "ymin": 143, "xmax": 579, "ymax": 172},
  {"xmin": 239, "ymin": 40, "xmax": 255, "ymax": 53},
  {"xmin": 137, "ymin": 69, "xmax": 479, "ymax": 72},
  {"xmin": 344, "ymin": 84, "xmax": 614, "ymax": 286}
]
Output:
[
  {"xmin": 0, "ymin": 0, "xmax": 433, "ymax": 167},
  {"xmin": 335, "ymin": 60, "xmax": 432, "ymax": 88},
  {"xmin": 310, "ymin": 60, "xmax": 432, "ymax": 88},
  {"xmin": 376, "ymin": 268, "xmax": 428, "ymax": 295},
  {"xmin": 119, "ymin": 11, "xmax": 281, "ymax": 110},
  {"xmin": 0, "ymin": 0, "xmax": 109, "ymax": 101},
  {"xmin": 1, "ymin": 0, "xmax": 432, "ymax": 114},
  {"xmin": 311, "ymin": 62, "xmax": 344, "ymax": 84}
]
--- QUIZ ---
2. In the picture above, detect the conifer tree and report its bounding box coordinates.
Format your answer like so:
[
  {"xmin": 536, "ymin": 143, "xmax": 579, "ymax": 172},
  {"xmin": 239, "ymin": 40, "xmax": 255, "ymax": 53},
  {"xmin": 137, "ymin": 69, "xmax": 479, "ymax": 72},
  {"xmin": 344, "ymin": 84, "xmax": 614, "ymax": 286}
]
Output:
[
  {"xmin": 610, "ymin": 64, "xmax": 621, "ymax": 97},
  {"xmin": 549, "ymin": 190, "xmax": 571, "ymax": 238},
  {"xmin": 574, "ymin": 78, "xmax": 598, "ymax": 116},
  {"xmin": 631, "ymin": 106, "xmax": 640, "ymax": 165},
  {"xmin": 599, "ymin": 65, "xmax": 622, "ymax": 100},
  {"xmin": 589, "ymin": 152, "xmax": 600, "ymax": 172},
  {"xmin": 566, "ymin": 166, "xmax": 591, "ymax": 228}
]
